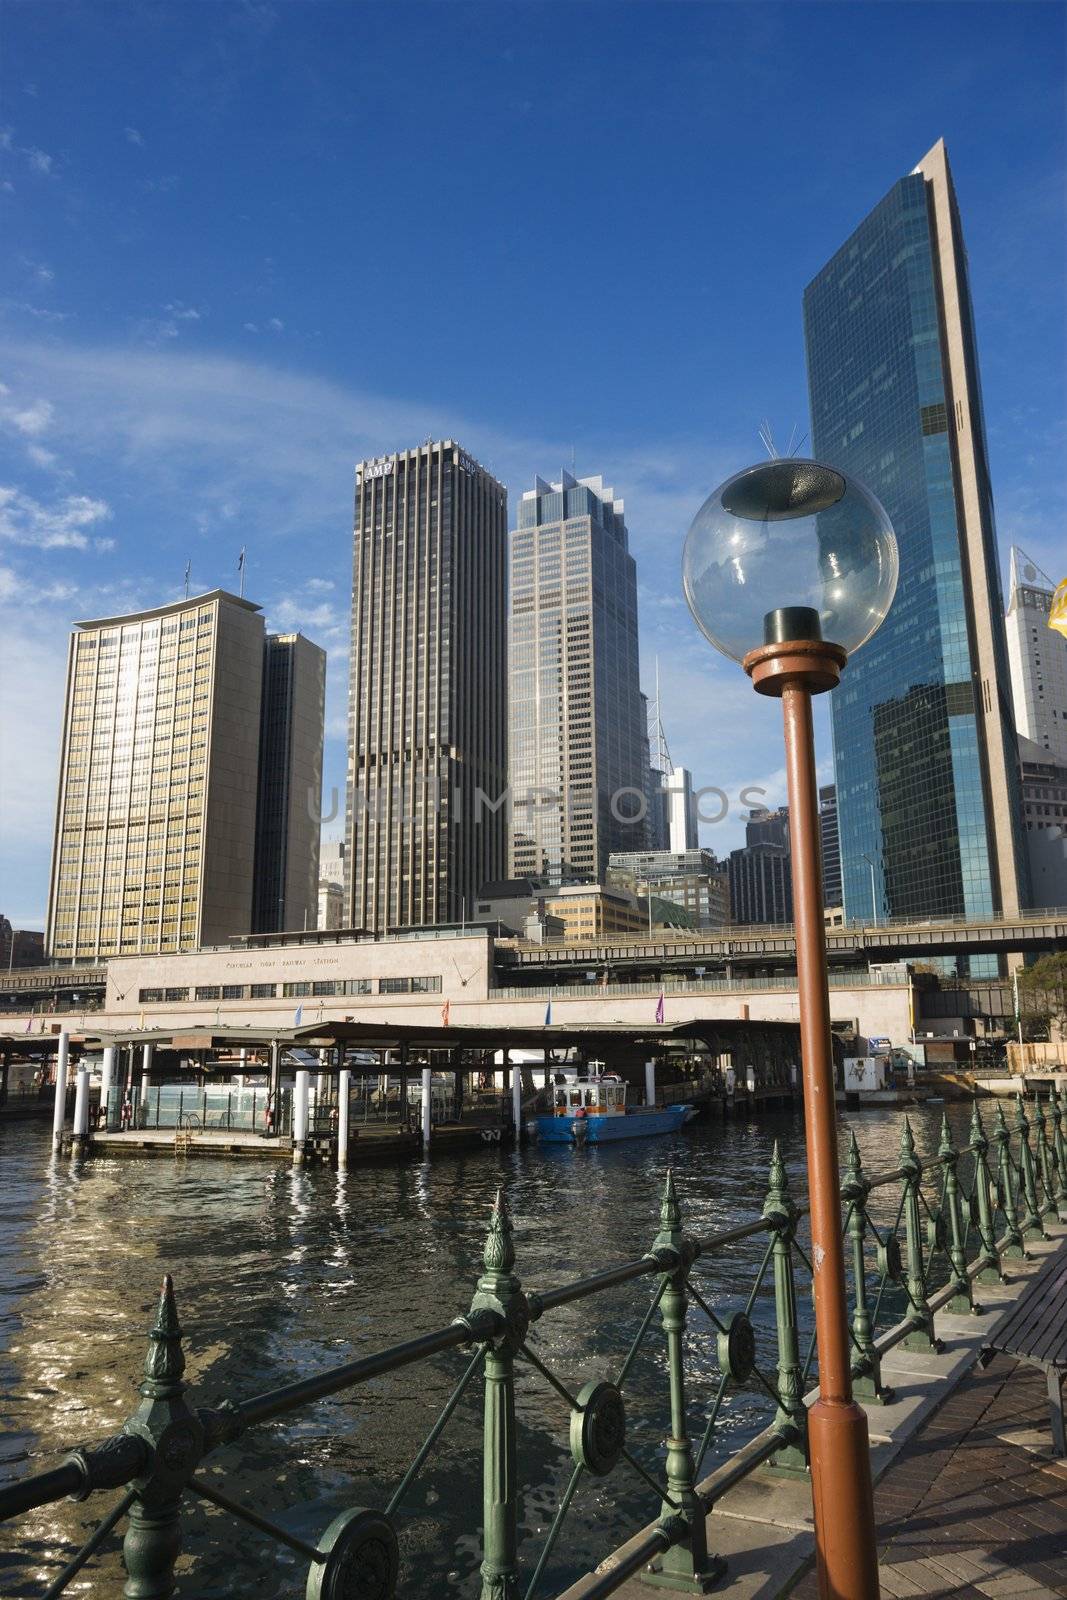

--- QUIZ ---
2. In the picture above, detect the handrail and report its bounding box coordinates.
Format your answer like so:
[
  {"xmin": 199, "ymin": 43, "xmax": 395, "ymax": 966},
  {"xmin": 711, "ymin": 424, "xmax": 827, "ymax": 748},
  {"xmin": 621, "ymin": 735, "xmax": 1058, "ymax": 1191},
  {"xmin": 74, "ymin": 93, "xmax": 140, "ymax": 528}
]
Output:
[{"xmin": 2, "ymin": 1086, "xmax": 1065, "ymax": 1600}]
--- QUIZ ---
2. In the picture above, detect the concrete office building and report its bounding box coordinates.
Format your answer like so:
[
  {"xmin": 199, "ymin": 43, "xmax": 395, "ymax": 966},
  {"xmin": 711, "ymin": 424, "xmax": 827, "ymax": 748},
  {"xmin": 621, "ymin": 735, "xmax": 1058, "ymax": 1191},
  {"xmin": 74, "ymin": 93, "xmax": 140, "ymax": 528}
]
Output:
[
  {"xmin": 804, "ymin": 138, "xmax": 1028, "ymax": 927},
  {"xmin": 508, "ymin": 471, "xmax": 648, "ymax": 886},
  {"xmin": 820, "ymin": 785, "xmax": 843, "ymax": 911},
  {"xmin": 1018, "ymin": 735, "xmax": 1067, "ymax": 908},
  {"xmin": 46, "ymin": 590, "xmax": 306, "ymax": 962},
  {"xmin": 251, "ymin": 633, "xmax": 326, "ymax": 935},
  {"xmin": 1006, "ymin": 547, "xmax": 1067, "ymax": 767},
  {"xmin": 728, "ymin": 843, "xmax": 793, "ymax": 927},
  {"xmin": 609, "ymin": 847, "xmax": 729, "ymax": 929},
  {"xmin": 346, "ymin": 442, "xmax": 507, "ymax": 934},
  {"xmin": 318, "ymin": 838, "xmax": 345, "ymax": 931}
]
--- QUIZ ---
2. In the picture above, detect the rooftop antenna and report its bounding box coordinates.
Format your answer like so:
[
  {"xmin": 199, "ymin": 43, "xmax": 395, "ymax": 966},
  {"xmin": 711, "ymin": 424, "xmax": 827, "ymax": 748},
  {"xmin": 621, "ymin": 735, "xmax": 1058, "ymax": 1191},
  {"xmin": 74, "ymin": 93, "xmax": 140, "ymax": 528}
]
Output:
[
  {"xmin": 785, "ymin": 423, "xmax": 809, "ymax": 458},
  {"xmin": 183, "ymin": 560, "xmax": 191, "ymax": 599},
  {"xmin": 758, "ymin": 420, "xmax": 778, "ymax": 459},
  {"xmin": 648, "ymin": 656, "xmax": 674, "ymax": 775},
  {"xmin": 237, "ymin": 546, "xmax": 246, "ymax": 599}
]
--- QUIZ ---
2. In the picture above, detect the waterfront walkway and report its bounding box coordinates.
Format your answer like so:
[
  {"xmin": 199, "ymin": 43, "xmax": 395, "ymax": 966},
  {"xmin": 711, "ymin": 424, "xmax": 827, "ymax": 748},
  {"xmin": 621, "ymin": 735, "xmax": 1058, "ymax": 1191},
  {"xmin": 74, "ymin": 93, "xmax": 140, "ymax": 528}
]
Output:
[{"xmin": 792, "ymin": 1354, "xmax": 1067, "ymax": 1599}]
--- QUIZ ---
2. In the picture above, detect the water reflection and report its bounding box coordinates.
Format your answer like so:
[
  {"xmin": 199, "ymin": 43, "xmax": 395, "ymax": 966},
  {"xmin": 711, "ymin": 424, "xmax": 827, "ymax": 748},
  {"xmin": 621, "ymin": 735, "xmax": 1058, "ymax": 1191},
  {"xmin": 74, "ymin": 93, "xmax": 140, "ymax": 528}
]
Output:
[{"xmin": 0, "ymin": 1103, "xmax": 973, "ymax": 1597}]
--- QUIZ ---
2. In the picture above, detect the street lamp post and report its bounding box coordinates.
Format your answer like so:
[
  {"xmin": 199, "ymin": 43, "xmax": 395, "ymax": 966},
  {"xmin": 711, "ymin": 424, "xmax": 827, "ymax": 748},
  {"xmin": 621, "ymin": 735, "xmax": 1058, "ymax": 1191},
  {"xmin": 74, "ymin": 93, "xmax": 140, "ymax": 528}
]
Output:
[{"xmin": 683, "ymin": 458, "xmax": 898, "ymax": 1600}]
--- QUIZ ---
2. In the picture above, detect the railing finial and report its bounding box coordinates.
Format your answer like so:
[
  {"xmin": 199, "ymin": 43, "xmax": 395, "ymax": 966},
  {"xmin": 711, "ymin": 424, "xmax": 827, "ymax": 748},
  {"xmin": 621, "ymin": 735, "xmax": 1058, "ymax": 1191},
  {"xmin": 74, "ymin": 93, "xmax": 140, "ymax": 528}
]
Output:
[
  {"xmin": 483, "ymin": 1187, "xmax": 516, "ymax": 1277},
  {"xmin": 660, "ymin": 1167, "xmax": 681, "ymax": 1231},
  {"xmin": 142, "ymin": 1273, "xmax": 185, "ymax": 1397}
]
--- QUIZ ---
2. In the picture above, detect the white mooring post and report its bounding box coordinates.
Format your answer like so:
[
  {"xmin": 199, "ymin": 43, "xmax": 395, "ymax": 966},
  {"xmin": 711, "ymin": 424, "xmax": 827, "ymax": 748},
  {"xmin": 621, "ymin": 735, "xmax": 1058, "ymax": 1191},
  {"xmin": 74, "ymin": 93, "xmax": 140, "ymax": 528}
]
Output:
[
  {"xmin": 141, "ymin": 1041, "xmax": 153, "ymax": 1098},
  {"xmin": 645, "ymin": 1059, "xmax": 656, "ymax": 1108},
  {"xmin": 337, "ymin": 1068, "xmax": 350, "ymax": 1169},
  {"xmin": 72, "ymin": 1066, "xmax": 90, "ymax": 1152},
  {"xmin": 52, "ymin": 1031, "xmax": 70, "ymax": 1147},
  {"xmin": 421, "ymin": 1067, "xmax": 432, "ymax": 1147},
  {"xmin": 511, "ymin": 1061, "xmax": 522, "ymax": 1144},
  {"xmin": 293, "ymin": 1069, "xmax": 310, "ymax": 1162},
  {"xmin": 100, "ymin": 1045, "xmax": 115, "ymax": 1126}
]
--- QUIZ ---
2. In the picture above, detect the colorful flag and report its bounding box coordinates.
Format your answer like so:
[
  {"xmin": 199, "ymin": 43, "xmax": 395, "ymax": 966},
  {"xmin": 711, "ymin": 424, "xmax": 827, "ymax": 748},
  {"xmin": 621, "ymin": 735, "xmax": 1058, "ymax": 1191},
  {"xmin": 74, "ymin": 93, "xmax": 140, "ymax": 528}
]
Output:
[
  {"xmin": 1050, "ymin": 577, "xmax": 1067, "ymax": 640},
  {"xmin": 441, "ymin": 999, "xmax": 451, "ymax": 1027},
  {"xmin": 545, "ymin": 1000, "xmax": 553, "ymax": 1026},
  {"xmin": 655, "ymin": 990, "xmax": 665, "ymax": 1024},
  {"xmin": 294, "ymin": 1004, "xmax": 303, "ymax": 1027}
]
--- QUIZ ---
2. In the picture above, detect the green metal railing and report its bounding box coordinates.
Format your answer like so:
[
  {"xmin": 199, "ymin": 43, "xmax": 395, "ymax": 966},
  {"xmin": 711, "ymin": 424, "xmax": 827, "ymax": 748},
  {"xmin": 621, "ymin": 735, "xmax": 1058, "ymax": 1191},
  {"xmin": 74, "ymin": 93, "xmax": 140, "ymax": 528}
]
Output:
[{"xmin": 2, "ymin": 1090, "xmax": 1065, "ymax": 1599}]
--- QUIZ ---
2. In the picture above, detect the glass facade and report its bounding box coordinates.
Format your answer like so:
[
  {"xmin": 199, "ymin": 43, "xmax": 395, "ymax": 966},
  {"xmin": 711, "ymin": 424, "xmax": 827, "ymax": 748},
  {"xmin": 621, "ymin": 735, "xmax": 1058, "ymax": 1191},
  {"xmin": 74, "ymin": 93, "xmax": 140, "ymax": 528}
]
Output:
[
  {"xmin": 508, "ymin": 472, "xmax": 648, "ymax": 884},
  {"xmin": 803, "ymin": 144, "xmax": 1027, "ymax": 932}
]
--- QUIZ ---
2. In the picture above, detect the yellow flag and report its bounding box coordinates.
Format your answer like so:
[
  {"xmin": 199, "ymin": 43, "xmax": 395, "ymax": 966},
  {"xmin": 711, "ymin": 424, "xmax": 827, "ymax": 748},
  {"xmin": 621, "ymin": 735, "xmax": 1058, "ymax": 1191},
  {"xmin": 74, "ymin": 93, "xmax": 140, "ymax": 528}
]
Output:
[{"xmin": 1050, "ymin": 577, "xmax": 1067, "ymax": 640}]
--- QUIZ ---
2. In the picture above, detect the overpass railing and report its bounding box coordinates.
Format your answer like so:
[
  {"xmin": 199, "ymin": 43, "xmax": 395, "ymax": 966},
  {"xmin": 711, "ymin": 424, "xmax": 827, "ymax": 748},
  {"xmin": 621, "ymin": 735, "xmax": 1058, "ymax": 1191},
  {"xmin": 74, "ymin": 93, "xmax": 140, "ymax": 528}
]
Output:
[
  {"xmin": 492, "ymin": 970, "xmax": 906, "ymax": 1001},
  {"xmin": 2, "ymin": 1090, "xmax": 1065, "ymax": 1600}
]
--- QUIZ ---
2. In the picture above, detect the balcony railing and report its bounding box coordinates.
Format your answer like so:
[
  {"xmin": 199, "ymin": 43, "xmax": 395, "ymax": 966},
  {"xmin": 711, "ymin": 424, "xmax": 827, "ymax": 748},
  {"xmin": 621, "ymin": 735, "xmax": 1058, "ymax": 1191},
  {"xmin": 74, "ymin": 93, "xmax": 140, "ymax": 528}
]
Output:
[{"xmin": 2, "ymin": 1089, "xmax": 1065, "ymax": 1598}]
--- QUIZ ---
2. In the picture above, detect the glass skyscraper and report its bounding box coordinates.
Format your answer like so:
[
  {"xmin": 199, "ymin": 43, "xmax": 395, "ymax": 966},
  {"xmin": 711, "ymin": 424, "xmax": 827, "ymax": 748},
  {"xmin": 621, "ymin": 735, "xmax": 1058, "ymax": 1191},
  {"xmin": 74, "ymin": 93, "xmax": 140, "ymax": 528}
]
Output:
[
  {"xmin": 803, "ymin": 139, "xmax": 1028, "ymax": 926},
  {"xmin": 508, "ymin": 471, "xmax": 648, "ymax": 884}
]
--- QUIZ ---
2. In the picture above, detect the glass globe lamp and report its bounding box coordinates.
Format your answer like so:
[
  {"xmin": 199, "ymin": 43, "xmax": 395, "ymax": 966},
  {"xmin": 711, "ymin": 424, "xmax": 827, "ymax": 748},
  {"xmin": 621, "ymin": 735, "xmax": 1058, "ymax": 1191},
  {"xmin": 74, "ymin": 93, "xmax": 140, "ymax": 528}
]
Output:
[{"xmin": 682, "ymin": 459, "xmax": 898, "ymax": 665}]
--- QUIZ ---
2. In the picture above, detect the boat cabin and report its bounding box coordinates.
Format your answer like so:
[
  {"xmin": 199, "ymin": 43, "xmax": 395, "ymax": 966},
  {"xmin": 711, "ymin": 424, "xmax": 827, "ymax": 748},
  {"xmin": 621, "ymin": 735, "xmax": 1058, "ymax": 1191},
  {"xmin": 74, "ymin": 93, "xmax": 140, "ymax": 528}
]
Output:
[{"xmin": 552, "ymin": 1075, "xmax": 627, "ymax": 1117}]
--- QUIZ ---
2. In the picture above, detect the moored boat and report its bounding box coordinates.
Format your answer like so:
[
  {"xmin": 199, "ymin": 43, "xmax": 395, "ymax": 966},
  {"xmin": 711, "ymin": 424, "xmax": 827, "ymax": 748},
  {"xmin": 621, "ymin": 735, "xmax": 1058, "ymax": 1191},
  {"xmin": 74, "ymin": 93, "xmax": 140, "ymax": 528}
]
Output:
[{"xmin": 535, "ymin": 1066, "xmax": 693, "ymax": 1145}]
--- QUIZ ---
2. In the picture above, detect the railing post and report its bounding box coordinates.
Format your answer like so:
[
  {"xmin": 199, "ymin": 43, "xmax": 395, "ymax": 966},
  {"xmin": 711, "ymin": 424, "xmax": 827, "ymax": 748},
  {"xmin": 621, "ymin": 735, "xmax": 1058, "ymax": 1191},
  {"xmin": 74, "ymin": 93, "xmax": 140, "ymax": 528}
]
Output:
[
  {"xmin": 1052, "ymin": 1088, "xmax": 1067, "ymax": 1204},
  {"xmin": 122, "ymin": 1276, "xmax": 204, "ymax": 1598},
  {"xmin": 469, "ymin": 1190, "xmax": 524, "ymax": 1600},
  {"xmin": 841, "ymin": 1131, "xmax": 889, "ymax": 1399},
  {"xmin": 1031, "ymin": 1093, "xmax": 1057, "ymax": 1218},
  {"xmin": 764, "ymin": 1142, "xmax": 809, "ymax": 1463},
  {"xmin": 969, "ymin": 1101, "xmax": 1005, "ymax": 1284},
  {"xmin": 900, "ymin": 1118, "xmax": 938, "ymax": 1351},
  {"xmin": 1013, "ymin": 1094, "xmax": 1046, "ymax": 1240},
  {"xmin": 992, "ymin": 1103, "xmax": 1026, "ymax": 1259},
  {"xmin": 644, "ymin": 1171, "xmax": 723, "ymax": 1591},
  {"xmin": 938, "ymin": 1115, "xmax": 975, "ymax": 1314}
]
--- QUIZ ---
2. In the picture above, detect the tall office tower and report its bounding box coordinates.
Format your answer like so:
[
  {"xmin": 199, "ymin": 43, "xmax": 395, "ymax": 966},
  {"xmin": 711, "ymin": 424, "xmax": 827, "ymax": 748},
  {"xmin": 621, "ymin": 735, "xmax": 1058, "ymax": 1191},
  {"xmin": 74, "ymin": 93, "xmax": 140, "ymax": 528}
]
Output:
[
  {"xmin": 804, "ymin": 138, "xmax": 1028, "ymax": 924},
  {"xmin": 251, "ymin": 633, "xmax": 326, "ymax": 934},
  {"xmin": 727, "ymin": 841, "xmax": 792, "ymax": 926},
  {"xmin": 47, "ymin": 591, "xmax": 267, "ymax": 961},
  {"xmin": 665, "ymin": 767, "xmax": 699, "ymax": 853},
  {"xmin": 819, "ymin": 785, "xmax": 843, "ymax": 909},
  {"xmin": 508, "ymin": 471, "xmax": 648, "ymax": 884},
  {"xmin": 1006, "ymin": 547, "xmax": 1067, "ymax": 766},
  {"xmin": 640, "ymin": 692, "xmax": 668, "ymax": 851},
  {"xmin": 346, "ymin": 442, "xmax": 507, "ymax": 933}
]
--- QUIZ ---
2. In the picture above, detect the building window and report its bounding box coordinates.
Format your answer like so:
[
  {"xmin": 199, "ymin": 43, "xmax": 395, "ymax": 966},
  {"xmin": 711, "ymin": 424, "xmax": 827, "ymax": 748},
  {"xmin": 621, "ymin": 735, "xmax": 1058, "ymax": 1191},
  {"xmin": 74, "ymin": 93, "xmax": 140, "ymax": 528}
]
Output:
[
  {"xmin": 283, "ymin": 981, "xmax": 311, "ymax": 997},
  {"xmin": 221, "ymin": 984, "xmax": 245, "ymax": 1000},
  {"xmin": 164, "ymin": 987, "xmax": 189, "ymax": 1002},
  {"xmin": 138, "ymin": 988, "xmax": 164, "ymax": 1003},
  {"xmin": 344, "ymin": 979, "xmax": 372, "ymax": 995},
  {"xmin": 195, "ymin": 985, "xmax": 221, "ymax": 1001},
  {"xmin": 250, "ymin": 983, "xmax": 276, "ymax": 999}
]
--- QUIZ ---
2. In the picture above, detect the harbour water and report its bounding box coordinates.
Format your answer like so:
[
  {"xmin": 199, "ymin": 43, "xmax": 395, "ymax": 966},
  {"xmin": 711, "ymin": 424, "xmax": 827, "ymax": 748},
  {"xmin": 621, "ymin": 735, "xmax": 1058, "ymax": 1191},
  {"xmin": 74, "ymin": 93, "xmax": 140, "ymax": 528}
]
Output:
[{"xmin": 0, "ymin": 1102, "xmax": 970, "ymax": 1597}]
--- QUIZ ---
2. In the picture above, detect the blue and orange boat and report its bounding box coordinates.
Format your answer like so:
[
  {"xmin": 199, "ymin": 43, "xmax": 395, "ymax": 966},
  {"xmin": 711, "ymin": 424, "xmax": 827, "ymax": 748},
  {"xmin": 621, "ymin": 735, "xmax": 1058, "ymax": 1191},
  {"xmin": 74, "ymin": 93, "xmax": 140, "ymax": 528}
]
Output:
[{"xmin": 536, "ymin": 1067, "xmax": 694, "ymax": 1145}]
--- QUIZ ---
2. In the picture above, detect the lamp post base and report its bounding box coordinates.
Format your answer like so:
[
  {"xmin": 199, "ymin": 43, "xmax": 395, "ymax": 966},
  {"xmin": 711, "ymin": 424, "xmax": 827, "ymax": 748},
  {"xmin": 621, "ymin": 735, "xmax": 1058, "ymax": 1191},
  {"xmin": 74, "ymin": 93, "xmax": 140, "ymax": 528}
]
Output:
[{"xmin": 808, "ymin": 1399, "xmax": 881, "ymax": 1598}]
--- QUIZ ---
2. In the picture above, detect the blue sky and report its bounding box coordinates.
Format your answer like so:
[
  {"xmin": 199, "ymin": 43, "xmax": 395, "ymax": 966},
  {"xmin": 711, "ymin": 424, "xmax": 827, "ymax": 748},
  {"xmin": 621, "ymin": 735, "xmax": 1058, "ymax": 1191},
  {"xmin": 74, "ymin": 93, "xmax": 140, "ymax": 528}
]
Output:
[{"xmin": 1, "ymin": 0, "xmax": 1064, "ymax": 930}]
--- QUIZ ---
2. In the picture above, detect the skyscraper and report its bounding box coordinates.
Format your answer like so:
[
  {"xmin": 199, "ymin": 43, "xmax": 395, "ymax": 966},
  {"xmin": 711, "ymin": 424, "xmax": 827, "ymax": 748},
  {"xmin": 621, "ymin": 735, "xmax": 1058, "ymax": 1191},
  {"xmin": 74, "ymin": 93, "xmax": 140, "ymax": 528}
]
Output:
[
  {"xmin": 508, "ymin": 471, "xmax": 648, "ymax": 884},
  {"xmin": 346, "ymin": 441, "xmax": 507, "ymax": 933},
  {"xmin": 251, "ymin": 632, "xmax": 326, "ymax": 934},
  {"xmin": 819, "ymin": 784, "xmax": 843, "ymax": 910},
  {"xmin": 803, "ymin": 138, "xmax": 1028, "ymax": 925},
  {"xmin": 47, "ymin": 590, "xmax": 327, "ymax": 962},
  {"xmin": 1006, "ymin": 547, "xmax": 1067, "ymax": 766}
]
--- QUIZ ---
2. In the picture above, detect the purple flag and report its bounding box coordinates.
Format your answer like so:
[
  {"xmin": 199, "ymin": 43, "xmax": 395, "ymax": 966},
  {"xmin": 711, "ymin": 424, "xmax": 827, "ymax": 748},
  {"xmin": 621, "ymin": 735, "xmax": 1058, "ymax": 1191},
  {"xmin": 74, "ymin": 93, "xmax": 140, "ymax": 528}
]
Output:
[{"xmin": 655, "ymin": 991, "xmax": 665, "ymax": 1024}]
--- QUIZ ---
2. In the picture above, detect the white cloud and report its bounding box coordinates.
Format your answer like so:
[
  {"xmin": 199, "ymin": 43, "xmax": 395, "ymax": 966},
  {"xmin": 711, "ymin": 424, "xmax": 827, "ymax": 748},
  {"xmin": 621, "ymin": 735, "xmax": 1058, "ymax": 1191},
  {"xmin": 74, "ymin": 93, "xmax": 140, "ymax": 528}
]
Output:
[
  {"xmin": 25, "ymin": 147, "xmax": 53, "ymax": 176},
  {"xmin": 27, "ymin": 443, "xmax": 56, "ymax": 468},
  {"xmin": 1, "ymin": 180, "xmax": 13, "ymax": 195},
  {"xmin": 306, "ymin": 577, "xmax": 335, "ymax": 592},
  {"xmin": 267, "ymin": 317, "xmax": 284, "ymax": 333},
  {"xmin": 164, "ymin": 301, "xmax": 202, "ymax": 321},
  {"xmin": 0, "ymin": 486, "xmax": 112, "ymax": 549},
  {"xmin": 124, "ymin": 126, "xmax": 145, "ymax": 146},
  {"xmin": 2, "ymin": 396, "xmax": 54, "ymax": 436}
]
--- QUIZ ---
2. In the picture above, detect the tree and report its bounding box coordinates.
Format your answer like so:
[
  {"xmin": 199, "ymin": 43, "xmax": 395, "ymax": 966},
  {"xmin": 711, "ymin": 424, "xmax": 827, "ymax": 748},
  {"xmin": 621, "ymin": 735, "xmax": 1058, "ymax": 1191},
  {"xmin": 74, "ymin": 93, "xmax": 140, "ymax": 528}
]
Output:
[{"xmin": 1018, "ymin": 953, "xmax": 1067, "ymax": 1041}]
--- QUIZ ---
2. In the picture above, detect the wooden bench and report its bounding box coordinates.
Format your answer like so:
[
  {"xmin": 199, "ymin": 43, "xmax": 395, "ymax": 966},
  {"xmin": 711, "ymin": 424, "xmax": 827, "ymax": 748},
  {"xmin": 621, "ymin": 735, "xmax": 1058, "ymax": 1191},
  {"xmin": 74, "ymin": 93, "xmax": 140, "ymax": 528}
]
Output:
[{"xmin": 982, "ymin": 1241, "xmax": 1067, "ymax": 1456}]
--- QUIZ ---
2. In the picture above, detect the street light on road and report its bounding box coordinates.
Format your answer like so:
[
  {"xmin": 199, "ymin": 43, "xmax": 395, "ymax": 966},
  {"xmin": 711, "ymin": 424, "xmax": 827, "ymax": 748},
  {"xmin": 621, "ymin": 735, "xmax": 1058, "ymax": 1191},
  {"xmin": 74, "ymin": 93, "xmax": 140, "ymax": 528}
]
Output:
[{"xmin": 683, "ymin": 457, "xmax": 898, "ymax": 1600}]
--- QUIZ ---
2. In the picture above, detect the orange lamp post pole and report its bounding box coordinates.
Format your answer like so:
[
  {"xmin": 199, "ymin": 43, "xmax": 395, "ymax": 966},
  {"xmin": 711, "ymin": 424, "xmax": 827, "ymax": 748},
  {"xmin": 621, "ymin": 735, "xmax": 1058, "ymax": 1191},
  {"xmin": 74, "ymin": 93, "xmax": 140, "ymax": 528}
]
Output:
[{"xmin": 744, "ymin": 629, "xmax": 880, "ymax": 1600}]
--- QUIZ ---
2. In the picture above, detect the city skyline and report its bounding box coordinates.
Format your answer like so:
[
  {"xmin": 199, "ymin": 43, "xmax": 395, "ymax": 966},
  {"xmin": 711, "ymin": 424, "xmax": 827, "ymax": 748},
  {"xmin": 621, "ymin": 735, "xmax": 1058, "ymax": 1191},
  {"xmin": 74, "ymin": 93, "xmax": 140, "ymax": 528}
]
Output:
[{"xmin": 2, "ymin": 2, "xmax": 1064, "ymax": 928}]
